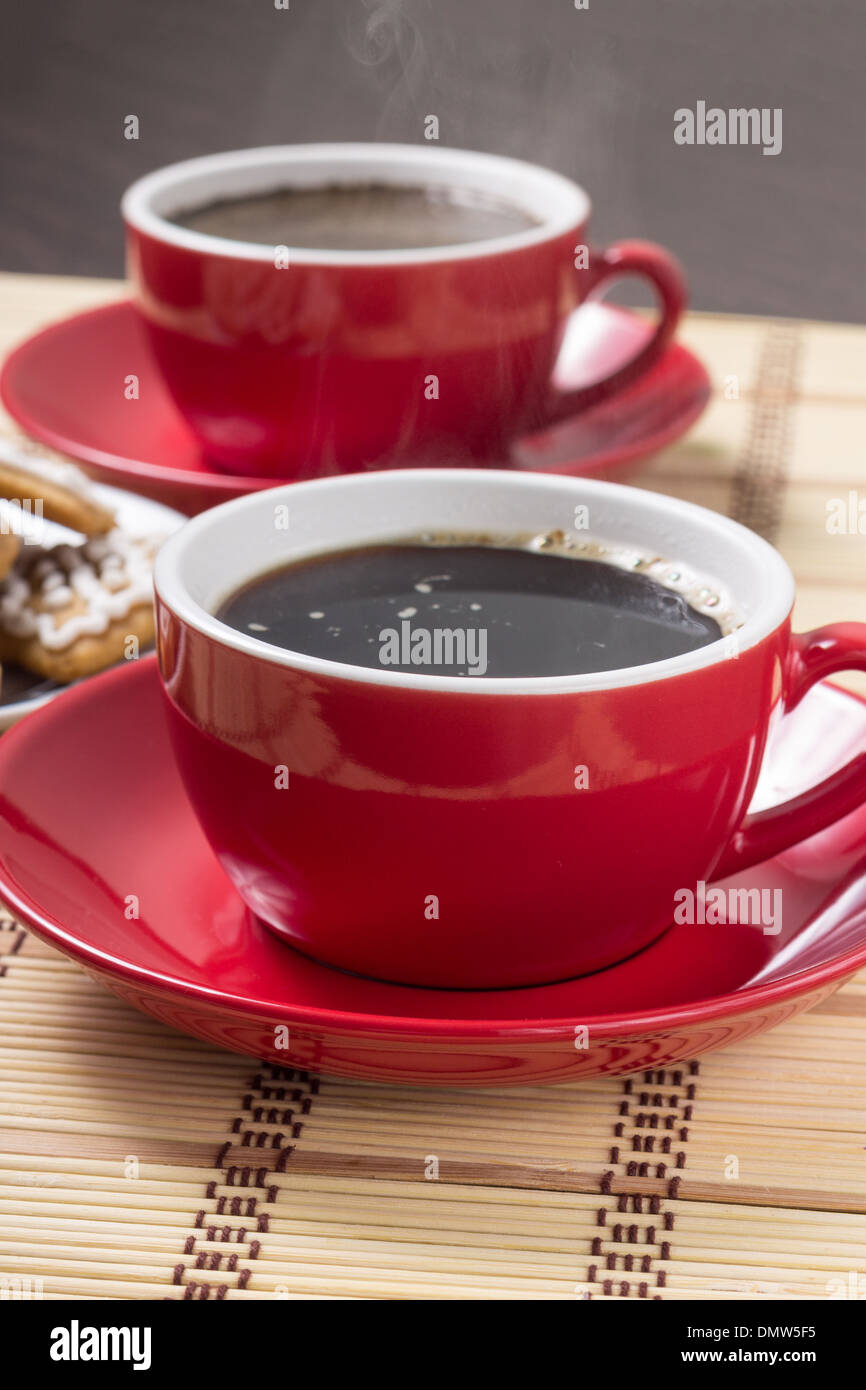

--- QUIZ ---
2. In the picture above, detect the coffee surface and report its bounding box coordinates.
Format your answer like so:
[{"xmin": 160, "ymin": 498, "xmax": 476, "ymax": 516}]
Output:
[
  {"xmin": 171, "ymin": 182, "xmax": 540, "ymax": 250},
  {"xmin": 216, "ymin": 541, "xmax": 724, "ymax": 678}
]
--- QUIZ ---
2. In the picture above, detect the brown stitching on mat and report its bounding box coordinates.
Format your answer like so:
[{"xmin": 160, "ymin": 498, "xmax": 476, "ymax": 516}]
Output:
[
  {"xmin": 168, "ymin": 1063, "xmax": 320, "ymax": 1300},
  {"xmin": 729, "ymin": 322, "xmax": 802, "ymax": 542},
  {"xmin": 583, "ymin": 1062, "xmax": 699, "ymax": 1299},
  {"xmin": 0, "ymin": 909, "xmax": 28, "ymax": 976}
]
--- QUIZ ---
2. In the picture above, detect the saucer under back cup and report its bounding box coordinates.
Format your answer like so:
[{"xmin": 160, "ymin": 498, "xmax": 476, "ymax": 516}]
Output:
[{"xmin": 0, "ymin": 300, "xmax": 711, "ymax": 512}]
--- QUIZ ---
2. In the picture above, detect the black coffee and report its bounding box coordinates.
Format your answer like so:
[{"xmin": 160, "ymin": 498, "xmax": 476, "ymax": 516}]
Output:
[
  {"xmin": 171, "ymin": 182, "xmax": 539, "ymax": 251},
  {"xmin": 217, "ymin": 541, "xmax": 724, "ymax": 679}
]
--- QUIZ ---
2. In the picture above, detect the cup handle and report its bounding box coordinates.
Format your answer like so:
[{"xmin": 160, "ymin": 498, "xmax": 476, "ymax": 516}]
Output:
[
  {"xmin": 715, "ymin": 625, "xmax": 866, "ymax": 877},
  {"xmin": 544, "ymin": 240, "xmax": 688, "ymax": 423}
]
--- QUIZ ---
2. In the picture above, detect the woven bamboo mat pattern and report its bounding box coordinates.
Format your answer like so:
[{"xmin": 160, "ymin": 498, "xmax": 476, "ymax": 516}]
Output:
[{"xmin": 1, "ymin": 273, "xmax": 866, "ymax": 1300}]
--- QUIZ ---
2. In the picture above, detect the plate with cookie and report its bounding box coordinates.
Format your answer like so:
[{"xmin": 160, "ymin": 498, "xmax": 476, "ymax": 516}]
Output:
[{"xmin": 0, "ymin": 442, "xmax": 184, "ymax": 729}]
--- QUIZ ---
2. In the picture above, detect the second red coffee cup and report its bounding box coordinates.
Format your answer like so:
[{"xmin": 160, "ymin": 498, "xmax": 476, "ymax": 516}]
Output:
[{"xmin": 123, "ymin": 144, "xmax": 685, "ymax": 478}]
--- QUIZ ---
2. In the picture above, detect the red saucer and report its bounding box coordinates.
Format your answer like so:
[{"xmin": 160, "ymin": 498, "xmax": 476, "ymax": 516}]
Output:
[
  {"xmin": 0, "ymin": 301, "xmax": 710, "ymax": 515},
  {"xmin": 0, "ymin": 659, "xmax": 865, "ymax": 1085}
]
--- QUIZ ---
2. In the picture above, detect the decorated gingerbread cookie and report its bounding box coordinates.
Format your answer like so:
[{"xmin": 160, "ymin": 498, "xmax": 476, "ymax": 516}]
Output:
[
  {"xmin": 0, "ymin": 532, "xmax": 157, "ymax": 683},
  {"xmin": 0, "ymin": 446, "xmax": 116, "ymax": 537}
]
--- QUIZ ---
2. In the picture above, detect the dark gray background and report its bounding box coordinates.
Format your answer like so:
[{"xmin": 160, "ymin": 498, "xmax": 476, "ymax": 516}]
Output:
[{"xmin": 2, "ymin": 0, "xmax": 863, "ymax": 321}]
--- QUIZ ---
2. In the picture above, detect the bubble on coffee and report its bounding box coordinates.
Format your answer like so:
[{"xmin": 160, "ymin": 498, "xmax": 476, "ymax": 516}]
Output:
[
  {"xmin": 216, "ymin": 531, "xmax": 742, "ymax": 680},
  {"xmin": 409, "ymin": 527, "xmax": 742, "ymax": 632}
]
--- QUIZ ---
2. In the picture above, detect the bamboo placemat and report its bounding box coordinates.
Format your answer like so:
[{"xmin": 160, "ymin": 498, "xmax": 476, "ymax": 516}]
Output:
[{"xmin": 1, "ymin": 273, "xmax": 865, "ymax": 1301}]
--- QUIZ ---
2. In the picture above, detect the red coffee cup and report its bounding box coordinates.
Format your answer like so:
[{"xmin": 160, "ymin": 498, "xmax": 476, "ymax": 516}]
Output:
[
  {"xmin": 122, "ymin": 144, "xmax": 686, "ymax": 478},
  {"xmin": 154, "ymin": 470, "xmax": 866, "ymax": 990}
]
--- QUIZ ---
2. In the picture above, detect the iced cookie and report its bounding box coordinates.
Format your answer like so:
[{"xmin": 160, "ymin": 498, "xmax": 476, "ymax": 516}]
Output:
[
  {"xmin": 0, "ymin": 532, "xmax": 156, "ymax": 683},
  {"xmin": 0, "ymin": 447, "xmax": 116, "ymax": 536}
]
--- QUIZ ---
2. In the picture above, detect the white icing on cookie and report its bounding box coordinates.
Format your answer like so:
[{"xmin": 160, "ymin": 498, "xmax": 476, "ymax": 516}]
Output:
[
  {"xmin": 0, "ymin": 530, "xmax": 157, "ymax": 651},
  {"xmin": 0, "ymin": 441, "xmax": 100, "ymax": 501}
]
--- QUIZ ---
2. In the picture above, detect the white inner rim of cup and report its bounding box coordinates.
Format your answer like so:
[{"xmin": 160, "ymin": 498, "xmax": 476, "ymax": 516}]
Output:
[
  {"xmin": 121, "ymin": 143, "xmax": 590, "ymax": 266},
  {"xmin": 154, "ymin": 470, "xmax": 795, "ymax": 695}
]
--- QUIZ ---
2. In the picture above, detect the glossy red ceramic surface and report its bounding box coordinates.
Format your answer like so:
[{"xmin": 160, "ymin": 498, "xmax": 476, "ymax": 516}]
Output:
[
  {"xmin": 159, "ymin": 602, "xmax": 792, "ymax": 988},
  {"xmin": 158, "ymin": 556, "xmax": 866, "ymax": 992},
  {"xmin": 127, "ymin": 204, "xmax": 684, "ymax": 477},
  {"xmin": 0, "ymin": 301, "xmax": 710, "ymax": 515},
  {"xmin": 0, "ymin": 660, "xmax": 865, "ymax": 1086}
]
